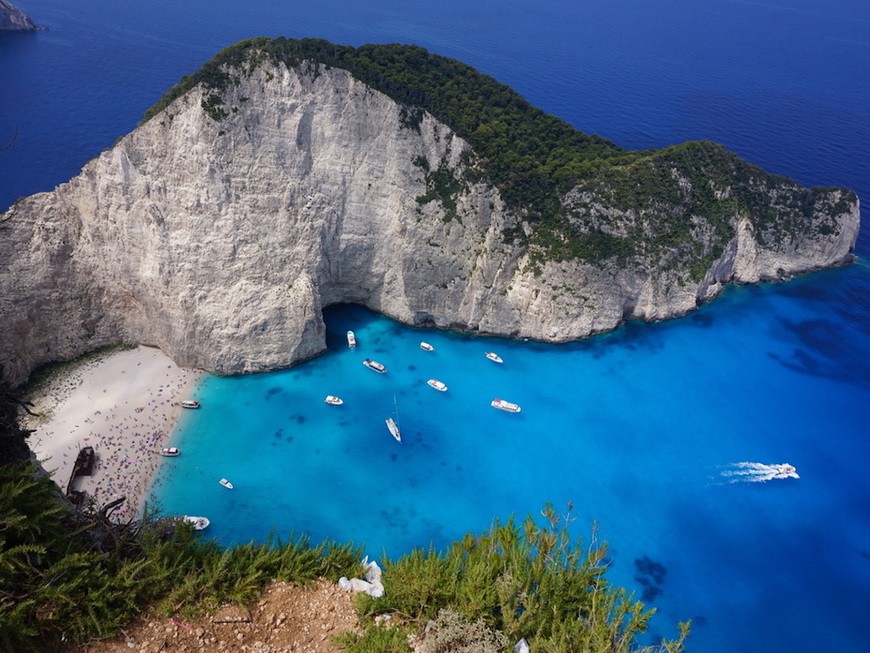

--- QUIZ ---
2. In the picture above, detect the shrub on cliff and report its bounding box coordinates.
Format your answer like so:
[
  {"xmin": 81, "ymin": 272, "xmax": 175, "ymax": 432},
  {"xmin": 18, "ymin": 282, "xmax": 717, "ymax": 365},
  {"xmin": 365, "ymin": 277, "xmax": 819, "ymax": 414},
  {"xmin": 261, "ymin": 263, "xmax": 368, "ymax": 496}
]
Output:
[
  {"xmin": 348, "ymin": 504, "xmax": 689, "ymax": 653},
  {"xmin": 0, "ymin": 376, "xmax": 34, "ymax": 465},
  {"xmin": 0, "ymin": 459, "xmax": 362, "ymax": 650}
]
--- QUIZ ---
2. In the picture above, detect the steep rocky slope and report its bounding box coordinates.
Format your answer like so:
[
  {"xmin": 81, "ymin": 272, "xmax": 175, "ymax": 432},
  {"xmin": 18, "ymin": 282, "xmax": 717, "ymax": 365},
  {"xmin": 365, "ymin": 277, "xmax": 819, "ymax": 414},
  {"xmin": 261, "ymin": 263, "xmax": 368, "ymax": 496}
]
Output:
[
  {"xmin": 0, "ymin": 0, "xmax": 38, "ymax": 31},
  {"xmin": 0, "ymin": 42, "xmax": 859, "ymax": 386}
]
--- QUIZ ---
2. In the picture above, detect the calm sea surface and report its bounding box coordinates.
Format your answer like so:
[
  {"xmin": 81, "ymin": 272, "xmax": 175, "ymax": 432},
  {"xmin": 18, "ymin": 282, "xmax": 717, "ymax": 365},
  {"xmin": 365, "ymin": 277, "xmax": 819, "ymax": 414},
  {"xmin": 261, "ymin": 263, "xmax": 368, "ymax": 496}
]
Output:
[{"xmin": 3, "ymin": 1, "xmax": 869, "ymax": 651}]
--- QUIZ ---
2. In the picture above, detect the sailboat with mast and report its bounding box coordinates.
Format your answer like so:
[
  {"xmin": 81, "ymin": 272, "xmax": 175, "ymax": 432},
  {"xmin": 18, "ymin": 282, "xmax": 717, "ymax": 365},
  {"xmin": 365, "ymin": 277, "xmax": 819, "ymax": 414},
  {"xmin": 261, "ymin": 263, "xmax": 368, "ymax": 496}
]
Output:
[{"xmin": 385, "ymin": 395, "xmax": 401, "ymax": 442}]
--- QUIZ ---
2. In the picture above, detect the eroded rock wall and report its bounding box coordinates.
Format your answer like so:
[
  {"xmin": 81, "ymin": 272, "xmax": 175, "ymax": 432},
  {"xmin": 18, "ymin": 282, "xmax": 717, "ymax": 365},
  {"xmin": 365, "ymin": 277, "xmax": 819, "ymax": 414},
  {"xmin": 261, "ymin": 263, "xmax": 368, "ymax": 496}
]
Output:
[{"xmin": 0, "ymin": 60, "xmax": 860, "ymax": 385}]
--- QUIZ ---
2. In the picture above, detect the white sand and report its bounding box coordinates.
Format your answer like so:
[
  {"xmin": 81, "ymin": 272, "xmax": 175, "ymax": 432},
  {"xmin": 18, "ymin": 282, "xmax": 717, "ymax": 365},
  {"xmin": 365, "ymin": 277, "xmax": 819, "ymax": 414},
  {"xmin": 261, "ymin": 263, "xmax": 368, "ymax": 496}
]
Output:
[{"xmin": 25, "ymin": 346, "xmax": 202, "ymax": 520}]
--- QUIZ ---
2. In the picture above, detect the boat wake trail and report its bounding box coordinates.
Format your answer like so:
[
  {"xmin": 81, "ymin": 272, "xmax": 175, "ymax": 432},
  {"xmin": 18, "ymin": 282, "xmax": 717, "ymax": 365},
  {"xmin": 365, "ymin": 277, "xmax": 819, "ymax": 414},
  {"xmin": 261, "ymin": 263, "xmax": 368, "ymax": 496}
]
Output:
[{"xmin": 716, "ymin": 462, "xmax": 800, "ymax": 484}]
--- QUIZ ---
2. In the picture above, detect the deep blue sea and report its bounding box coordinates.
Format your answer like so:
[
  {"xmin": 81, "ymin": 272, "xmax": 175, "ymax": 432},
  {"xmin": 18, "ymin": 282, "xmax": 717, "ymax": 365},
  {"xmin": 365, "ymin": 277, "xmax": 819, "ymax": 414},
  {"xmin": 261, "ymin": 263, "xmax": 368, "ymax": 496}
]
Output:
[{"xmin": 3, "ymin": 1, "xmax": 869, "ymax": 651}]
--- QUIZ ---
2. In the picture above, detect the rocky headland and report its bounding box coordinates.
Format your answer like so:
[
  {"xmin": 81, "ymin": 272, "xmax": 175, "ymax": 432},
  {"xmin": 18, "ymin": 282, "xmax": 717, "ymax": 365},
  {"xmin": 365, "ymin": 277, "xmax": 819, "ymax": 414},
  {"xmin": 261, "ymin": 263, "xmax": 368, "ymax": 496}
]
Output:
[
  {"xmin": 0, "ymin": 38, "xmax": 860, "ymax": 386},
  {"xmin": 0, "ymin": 0, "xmax": 39, "ymax": 31}
]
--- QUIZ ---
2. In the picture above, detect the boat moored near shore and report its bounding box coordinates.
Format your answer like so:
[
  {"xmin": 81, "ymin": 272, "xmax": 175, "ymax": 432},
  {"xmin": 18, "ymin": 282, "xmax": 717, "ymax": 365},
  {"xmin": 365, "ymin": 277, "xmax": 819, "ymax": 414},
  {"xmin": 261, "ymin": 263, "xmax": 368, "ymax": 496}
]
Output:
[
  {"xmin": 347, "ymin": 330, "xmax": 357, "ymax": 348},
  {"xmin": 427, "ymin": 379, "xmax": 448, "ymax": 392},
  {"xmin": 485, "ymin": 352, "xmax": 503, "ymax": 364},
  {"xmin": 183, "ymin": 516, "xmax": 210, "ymax": 531},
  {"xmin": 420, "ymin": 342, "xmax": 435, "ymax": 351},
  {"xmin": 160, "ymin": 447, "xmax": 180, "ymax": 456},
  {"xmin": 180, "ymin": 400, "xmax": 200, "ymax": 409}
]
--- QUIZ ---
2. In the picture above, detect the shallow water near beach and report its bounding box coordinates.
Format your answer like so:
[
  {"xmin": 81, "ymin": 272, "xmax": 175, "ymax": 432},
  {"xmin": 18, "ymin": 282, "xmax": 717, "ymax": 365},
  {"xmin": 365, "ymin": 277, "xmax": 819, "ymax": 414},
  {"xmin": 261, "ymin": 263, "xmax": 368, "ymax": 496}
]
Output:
[{"xmin": 4, "ymin": 0, "xmax": 870, "ymax": 650}]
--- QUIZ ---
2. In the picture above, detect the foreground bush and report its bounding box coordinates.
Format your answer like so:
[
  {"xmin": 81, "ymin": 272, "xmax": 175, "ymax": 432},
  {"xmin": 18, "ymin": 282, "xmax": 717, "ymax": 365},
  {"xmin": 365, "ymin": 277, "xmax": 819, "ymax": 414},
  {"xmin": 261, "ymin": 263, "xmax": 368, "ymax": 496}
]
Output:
[
  {"xmin": 0, "ymin": 462, "xmax": 363, "ymax": 651},
  {"xmin": 354, "ymin": 504, "xmax": 689, "ymax": 653}
]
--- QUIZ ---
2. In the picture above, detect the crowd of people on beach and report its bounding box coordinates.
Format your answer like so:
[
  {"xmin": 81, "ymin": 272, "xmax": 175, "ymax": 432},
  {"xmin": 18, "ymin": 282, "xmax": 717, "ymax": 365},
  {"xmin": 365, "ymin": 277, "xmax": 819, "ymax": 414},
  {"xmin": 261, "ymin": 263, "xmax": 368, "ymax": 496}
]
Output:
[{"xmin": 28, "ymin": 351, "xmax": 198, "ymax": 522}]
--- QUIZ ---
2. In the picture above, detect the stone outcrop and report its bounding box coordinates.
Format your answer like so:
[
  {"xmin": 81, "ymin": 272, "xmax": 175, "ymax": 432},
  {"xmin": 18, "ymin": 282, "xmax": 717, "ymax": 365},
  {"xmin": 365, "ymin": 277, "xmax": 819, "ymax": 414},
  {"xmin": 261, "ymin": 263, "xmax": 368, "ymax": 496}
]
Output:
[
  {"xmin": 0, "ymin": 54, "xmax": 860, "ymax": 386},
  {"xmin": 0, "ymin": 0, "xmax": 39, "ymax": 31}
]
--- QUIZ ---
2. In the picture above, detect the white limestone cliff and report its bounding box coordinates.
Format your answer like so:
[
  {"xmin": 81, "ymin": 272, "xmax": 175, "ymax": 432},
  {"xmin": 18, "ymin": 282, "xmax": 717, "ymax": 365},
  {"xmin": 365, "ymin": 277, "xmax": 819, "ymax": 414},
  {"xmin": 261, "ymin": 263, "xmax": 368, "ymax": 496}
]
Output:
[{"xmin": 0, "ymin": 59, "xmax": 860, "ymax": 386}]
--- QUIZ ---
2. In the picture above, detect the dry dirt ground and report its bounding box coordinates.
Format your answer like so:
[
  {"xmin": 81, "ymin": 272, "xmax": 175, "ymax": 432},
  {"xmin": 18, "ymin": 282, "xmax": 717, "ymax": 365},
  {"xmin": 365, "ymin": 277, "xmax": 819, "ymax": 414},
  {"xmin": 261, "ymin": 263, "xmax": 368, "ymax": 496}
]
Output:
[{"xmin": 70, "ymin": 579, "xmax": 363, "ymax": 653}]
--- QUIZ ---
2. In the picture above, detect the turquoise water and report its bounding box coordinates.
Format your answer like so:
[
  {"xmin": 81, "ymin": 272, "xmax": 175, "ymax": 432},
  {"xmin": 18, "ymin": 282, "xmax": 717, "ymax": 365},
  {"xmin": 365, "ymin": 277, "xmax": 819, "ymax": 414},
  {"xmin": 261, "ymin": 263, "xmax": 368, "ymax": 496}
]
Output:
[
  {"xmin": 153, "ymin": 266, "xmax": 870, "ymax": 652},
  {"xmin": 4, "ymin": 0, "xmax": 870, "ymax": 650}
]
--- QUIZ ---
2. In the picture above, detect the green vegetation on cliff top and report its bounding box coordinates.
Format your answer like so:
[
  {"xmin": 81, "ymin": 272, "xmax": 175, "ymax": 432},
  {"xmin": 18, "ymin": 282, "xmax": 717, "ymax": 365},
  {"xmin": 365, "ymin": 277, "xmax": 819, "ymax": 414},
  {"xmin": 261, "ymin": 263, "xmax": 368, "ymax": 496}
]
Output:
[{"xmin": 143, "ymin": 38, "xmax": 854, "ymax": 273}]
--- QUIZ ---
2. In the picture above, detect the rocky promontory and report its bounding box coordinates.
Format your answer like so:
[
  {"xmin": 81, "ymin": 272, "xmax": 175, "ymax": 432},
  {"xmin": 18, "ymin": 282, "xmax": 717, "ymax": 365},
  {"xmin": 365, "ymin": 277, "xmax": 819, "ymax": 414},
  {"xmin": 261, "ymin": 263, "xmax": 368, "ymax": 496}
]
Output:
[
  {"xmin": 0, "ymin": 0, "xmax": 39, "ymax": 31},
  {"xmin": 0, "ymin": 39, "xmax": 860, "ymax": 386}
]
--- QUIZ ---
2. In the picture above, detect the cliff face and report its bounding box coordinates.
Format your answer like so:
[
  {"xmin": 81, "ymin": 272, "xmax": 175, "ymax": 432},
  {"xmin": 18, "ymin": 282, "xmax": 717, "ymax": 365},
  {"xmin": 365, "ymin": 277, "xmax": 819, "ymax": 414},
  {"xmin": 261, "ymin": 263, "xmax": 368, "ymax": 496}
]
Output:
[
  {"xmin": 0, "ymin": 0, "xmax": 38, "ymax": 31},
  {"xmin": 0, "ymin": 57, "xmax": 860, "ymax": 386}
]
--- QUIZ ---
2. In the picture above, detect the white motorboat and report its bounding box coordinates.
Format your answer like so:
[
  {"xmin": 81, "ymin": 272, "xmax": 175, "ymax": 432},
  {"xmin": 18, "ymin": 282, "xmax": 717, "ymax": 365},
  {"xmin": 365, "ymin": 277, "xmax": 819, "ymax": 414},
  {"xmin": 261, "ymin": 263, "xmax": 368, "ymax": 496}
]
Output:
[
  {"xmin": 485, "ymin": 352, "xmax": 503, "ymax": 364},
  {"xmin": 347, "ymin": 330, "xmax": 357, "ymax": 348},
  {"xmin": 427, "ymin": 379, "xmax": 448, "ymax": 392},
  {"xmin": 219, "ymin": 478, "xmax": 234, "ymax": 489},
  {"xmin": 363, "ymin": 358, "xmax": 387, "ymax": 373},
  {"xmin": 386, "ymin": 417, "xmax": 402, "ymax": 442},
  {"xmin": 491, "ymin": 398, "xmax": 521, "ymax": 413},
  {"xmin": 772, "ymin": 463, "xmax": 799, "ymax": 479},
  {"xmin": 180, "ymin": 400, "xmax": 200, "ymax": 409},
  {"xmin": 160, "ymin": 447, "xmax": 180, "ymax": 457},
  {"xmin": 420, "ymin": 342, "xmax": 435, "ymax": 351},
  {"xmin": 324, "ymin": 395, "xmax": 344, "ymax": 405},
  {"xmin": 183, "ymin": 515, "xmax": 210, "ymax": 531}
]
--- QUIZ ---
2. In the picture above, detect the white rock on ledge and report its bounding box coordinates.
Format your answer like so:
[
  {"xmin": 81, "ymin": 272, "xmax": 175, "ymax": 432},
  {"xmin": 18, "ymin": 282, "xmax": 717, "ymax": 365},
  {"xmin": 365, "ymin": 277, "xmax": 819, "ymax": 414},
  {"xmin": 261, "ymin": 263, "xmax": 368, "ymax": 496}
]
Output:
[{"xmin": 338, "ymin": 557, "xmax": 384, "ymax": 598}]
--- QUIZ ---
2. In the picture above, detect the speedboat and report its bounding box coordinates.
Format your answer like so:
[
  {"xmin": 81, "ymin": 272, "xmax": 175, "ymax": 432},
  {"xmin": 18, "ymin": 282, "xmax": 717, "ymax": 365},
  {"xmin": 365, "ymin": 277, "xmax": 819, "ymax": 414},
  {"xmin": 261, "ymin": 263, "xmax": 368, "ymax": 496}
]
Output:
[
  {"xmin": 180, "ymin": 400, "xmax": 200, "ymax": 409},
  {"xmin": 363, "ymin": 358, "xmax": 387, "ymax": 373},
  {"xmin": 485, "ymin": 352, "xmax": 503, "ymax": 364},
  {"xmin": 160, "ymin": 447, "xmax": 180, "ymax": 456},
  {"xmin": 427, "ymin": 379, "xmax": 448, "ymax": 392},
  {"xmin": 491, "ymin": 398, "xmax": 521, "ymax": 413},
  {"xmin": 219, "ymin": 478, "xmax": 234, "ymax": 489},
  {"xmin": 772, "ymin": 463, "xmax": 799, "ymax": 479},
  {"xmin": 324, "ymin": 395, "xmax": 344, "ymax": 405},
  {"xmin": 347, "ymin": 330, "xmax": 357, "ymax": 348},
  {"xmin": 420, "ymin": 342, "xmax": 435, "ymax": 351},
  {"xmin": 183, "ymin": 515, "xmax": 210, "ymax": 531},
  {"xmin": 386, "ymin": 417, "xmax": 402, "ymax": 442}
]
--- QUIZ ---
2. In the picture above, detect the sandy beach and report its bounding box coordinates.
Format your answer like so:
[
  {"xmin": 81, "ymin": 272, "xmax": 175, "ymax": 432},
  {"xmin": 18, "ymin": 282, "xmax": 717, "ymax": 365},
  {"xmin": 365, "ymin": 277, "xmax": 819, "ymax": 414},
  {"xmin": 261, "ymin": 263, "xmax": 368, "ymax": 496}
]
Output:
[{"xmin": 25, "ymin": 346, "xmax": 202, "ymax": 521}]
